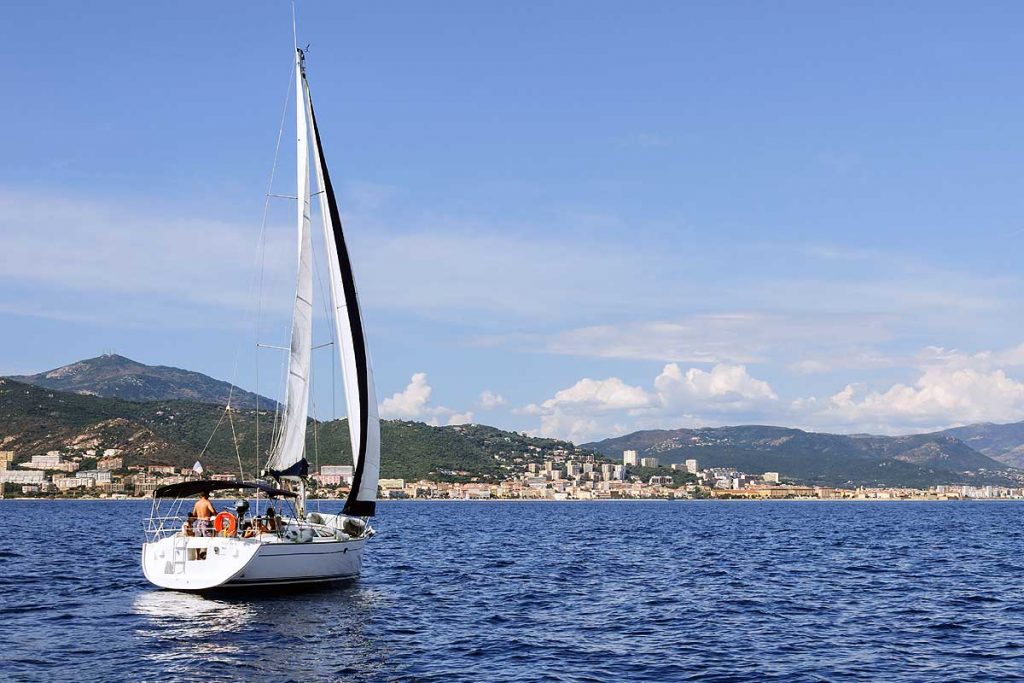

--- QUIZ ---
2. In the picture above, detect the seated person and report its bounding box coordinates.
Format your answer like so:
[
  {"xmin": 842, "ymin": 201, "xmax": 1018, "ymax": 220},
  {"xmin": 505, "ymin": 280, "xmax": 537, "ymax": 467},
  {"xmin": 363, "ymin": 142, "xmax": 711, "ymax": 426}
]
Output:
[
  {"xmin": 240, "ymin": 521, "xmax": 256, "ymax": 538},
  {"xmin": 257, "ymin": 506, "xmax": 279, "ymax": 534},
  {"xmin": 180, "ymin": 512, "xmax": 197, "ymax": 537}
]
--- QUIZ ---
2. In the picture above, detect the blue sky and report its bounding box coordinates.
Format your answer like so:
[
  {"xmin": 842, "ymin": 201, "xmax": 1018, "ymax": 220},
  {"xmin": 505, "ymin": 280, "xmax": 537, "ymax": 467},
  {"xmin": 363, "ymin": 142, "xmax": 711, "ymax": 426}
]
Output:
[{"xmin": 4, "ymin": 1, "xmax": 1024, "ymax": 441}]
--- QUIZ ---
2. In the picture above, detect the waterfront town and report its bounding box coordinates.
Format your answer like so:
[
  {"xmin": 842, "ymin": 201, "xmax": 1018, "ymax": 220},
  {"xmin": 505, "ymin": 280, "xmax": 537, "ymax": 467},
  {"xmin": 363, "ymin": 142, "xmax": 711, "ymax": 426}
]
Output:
[{"xmin": 1, "ymin": 446, "xmax": 1023, "ymax": 501}]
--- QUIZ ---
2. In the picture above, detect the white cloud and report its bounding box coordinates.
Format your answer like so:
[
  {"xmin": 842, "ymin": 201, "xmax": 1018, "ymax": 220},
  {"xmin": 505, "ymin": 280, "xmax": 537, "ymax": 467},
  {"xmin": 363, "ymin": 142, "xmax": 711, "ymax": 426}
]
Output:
[
  {"xmin": 478, "ymin": 390, "xmax": 506, "ymax": 410},
  {"xmin": 524, "ymin": 312, "xmax": 897, "ymax": 366},
  {"xmin": 445, "ymin": 411, "xmax": 475, "ymax": 426},
  {"xmin": 379, "ymin": 372, "xmax": 473, "ymax": 426},
  {"xmin": 522, "ymin": 363, "xmax": 778, "ymax": 441},
  {"xmin": 789, "ymin": 349, "xmax": 896, "ymax": 375},
  {"xmin": 654, "ymin": 363, "xmax": 777, "ymax": 408},
  {"xmin": 803, "ymin": 345, "xmax": 1024, "ymax": 434},
  {"xmin": 380, "ymin": 372, "xmax": 433, "ymax": 419},
  {"xmin": 0, "ymin": 190, "xmax": 296, "ymax": 327},
  {"xmin": 539, "ymin": 377, "xmax": 651, "ymax": 412}
]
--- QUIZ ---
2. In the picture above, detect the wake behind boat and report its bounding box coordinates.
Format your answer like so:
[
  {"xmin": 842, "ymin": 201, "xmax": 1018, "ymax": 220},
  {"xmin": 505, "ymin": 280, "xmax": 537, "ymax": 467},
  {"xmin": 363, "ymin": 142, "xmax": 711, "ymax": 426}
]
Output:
[{"xmin": 142, "ymin": 43, "xmax": 380, "ymax": 591}]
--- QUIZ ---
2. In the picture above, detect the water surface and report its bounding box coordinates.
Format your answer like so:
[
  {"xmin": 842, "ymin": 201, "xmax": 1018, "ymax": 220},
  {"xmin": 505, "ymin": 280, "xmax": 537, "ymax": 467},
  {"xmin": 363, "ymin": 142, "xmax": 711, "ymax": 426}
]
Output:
[{"xmin": 2, "ymin": 500, "xmax": 1023, "ymax": 681}]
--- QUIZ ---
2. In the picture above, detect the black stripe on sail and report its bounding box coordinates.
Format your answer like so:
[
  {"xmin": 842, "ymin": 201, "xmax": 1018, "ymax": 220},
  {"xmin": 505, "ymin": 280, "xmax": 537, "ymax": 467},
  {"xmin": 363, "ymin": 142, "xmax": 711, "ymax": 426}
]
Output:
[{"xmin": 307, "ymin": 86, "xmax": 376, "ymax": 518}]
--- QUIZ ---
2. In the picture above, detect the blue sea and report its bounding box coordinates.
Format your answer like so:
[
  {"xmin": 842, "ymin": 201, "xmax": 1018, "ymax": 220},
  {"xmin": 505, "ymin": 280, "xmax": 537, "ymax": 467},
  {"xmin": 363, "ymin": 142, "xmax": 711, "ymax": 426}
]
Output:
[{"xmin": 2, "ymin": 500, "xmax": 1024, "ymax": 682}]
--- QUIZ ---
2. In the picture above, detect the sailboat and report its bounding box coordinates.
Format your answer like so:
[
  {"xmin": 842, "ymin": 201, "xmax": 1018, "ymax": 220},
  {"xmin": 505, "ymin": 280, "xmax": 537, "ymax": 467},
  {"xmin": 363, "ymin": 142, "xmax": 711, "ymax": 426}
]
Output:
[{"xmin": 141, "ymin": 45, "xmax": 380, "ymax": 591}]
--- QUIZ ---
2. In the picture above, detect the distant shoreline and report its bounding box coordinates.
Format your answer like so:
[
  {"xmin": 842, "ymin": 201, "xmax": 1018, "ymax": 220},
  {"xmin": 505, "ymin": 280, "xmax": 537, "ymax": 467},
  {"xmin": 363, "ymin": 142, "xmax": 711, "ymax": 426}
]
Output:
[{"xmin": 2, "ymin": 496, "xmax": 1022, "ymax": 503}]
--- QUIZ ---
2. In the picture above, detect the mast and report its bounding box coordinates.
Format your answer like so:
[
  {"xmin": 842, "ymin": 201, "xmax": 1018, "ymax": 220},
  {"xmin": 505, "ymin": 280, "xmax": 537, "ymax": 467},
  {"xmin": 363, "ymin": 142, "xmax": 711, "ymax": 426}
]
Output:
[
  {"xmin": 264, "ymin": 47, "xmax": 314, "ymax": 487},
  {"xmin": 303, "ymin": 56, "xmax": 381, "ymax": 517}
]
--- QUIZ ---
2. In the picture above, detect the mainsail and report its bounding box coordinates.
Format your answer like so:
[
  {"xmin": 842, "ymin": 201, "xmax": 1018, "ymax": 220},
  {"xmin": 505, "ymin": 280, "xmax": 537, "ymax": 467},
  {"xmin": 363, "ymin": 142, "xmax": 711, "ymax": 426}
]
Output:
[
  {"xmin": 303, "ymin": 54, "xmax": 381, "ymax": 517},
  {"xmin": 266, "ymin": 48, "xmax": 314, "ymax": 479}
]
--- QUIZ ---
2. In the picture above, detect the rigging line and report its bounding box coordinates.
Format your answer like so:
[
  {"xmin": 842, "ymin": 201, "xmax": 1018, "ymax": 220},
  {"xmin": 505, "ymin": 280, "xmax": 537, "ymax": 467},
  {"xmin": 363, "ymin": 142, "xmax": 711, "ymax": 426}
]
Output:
[
  {"xmin": 255, "ymin": 58, "xmax": 298, "ymax": 481},
  {"xmin": 197, "ymin": 405, "xmax": 231, "ymax": 460},
  {"xmin": 311, "ymin": 391, "xmax": 322, "ymax": 514},
  {"xmin": 269, "ymin": 349, "xmax": 288, "ymax": 459},
  {"xmin": 228, "ymin": 406, "xmax": 246, "ymax": 482}
]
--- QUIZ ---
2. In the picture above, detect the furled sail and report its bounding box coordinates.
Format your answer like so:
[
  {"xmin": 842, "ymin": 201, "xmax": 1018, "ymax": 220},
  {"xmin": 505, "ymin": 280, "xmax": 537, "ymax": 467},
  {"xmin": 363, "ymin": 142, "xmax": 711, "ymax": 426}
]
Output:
[
  {"xmin": 303, "ymin": 57, "xmax": 381, "ymax": 516},
  {"xmin": 266, "ymin": 48, "xmax": 314, "ymax": 479}
]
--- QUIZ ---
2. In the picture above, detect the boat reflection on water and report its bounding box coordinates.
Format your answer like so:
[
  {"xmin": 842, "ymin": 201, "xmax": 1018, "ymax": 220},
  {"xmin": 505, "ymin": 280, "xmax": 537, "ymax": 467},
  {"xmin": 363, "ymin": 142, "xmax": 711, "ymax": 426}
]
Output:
[{"xmin": 131, "ymin": 583, "xmax": 390, "ymax": 678}]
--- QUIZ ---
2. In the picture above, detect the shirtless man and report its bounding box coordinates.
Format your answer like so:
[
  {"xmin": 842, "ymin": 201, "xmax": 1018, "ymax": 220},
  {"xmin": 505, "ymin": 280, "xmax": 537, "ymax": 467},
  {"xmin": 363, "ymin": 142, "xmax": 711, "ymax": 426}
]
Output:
[{"xmin": 192, "ymin": 491, "xmax": 216, "ymax": 536}]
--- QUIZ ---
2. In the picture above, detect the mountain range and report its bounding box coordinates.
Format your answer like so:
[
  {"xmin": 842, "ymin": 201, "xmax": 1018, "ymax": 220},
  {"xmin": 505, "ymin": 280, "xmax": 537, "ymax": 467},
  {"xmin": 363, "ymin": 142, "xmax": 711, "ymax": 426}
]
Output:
[
  {"xmin": 583, "ymin": 425, "xmax": 1020, "ymax": 488},
  {"xmin": 9, "ymin": 354, "xmax": 270, "ymax": 409},
  {"xmin": 7, "ymin": 355, "xmax": 1024, "ymax": 487}
]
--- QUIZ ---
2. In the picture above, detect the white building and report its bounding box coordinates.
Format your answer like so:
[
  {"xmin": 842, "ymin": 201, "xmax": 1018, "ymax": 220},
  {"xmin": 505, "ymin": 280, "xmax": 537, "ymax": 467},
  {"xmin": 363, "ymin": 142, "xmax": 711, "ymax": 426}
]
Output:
[
  {"xmin": 613, "ymin": 464, "xmax": 626, "ymax": 481},
  {"xmin": 76, "ymin": 470, "xmax": 112, "ymax": 484},
  {"xmin": 55, "ymin": 477, "xmax": 91, "ymax": 490},
  {"xmin": 25, "ymin": 453, "xmax": 61, "ymax": 468},
  {"xmin": 640, "ymin": 457, "xmax": 659, "ymax": 468},
  {"xmin": 319, "ymin": 465, "xmax": 354, "ymax": 486},
  {"xmin": 0, "ymin": 470, "xmax": 45, "ymax": 484},
  {"xmin": 623, "ymin": 450, "xmax": 639, "ymax": 466},
  {"xmin": 685, "ymin": 459, "xmax": 698, "ymax": 474},
  {"xmin": 22, "ymin": 454, "xmax": 78, "ymax": 472},
  {"xmin": 97, "ymin": 456, "xmax": 123, "ymax": 470},
  {"xmin": 763, "ymin": 472, "xmax": 780, "ymax": 484}
]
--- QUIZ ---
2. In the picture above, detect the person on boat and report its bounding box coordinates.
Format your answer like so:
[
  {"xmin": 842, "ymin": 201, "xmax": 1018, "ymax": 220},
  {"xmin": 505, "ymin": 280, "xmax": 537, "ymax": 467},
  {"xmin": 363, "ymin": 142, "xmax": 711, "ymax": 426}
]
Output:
[
  {"xmin": 192, "ymin": 491, "xmax": 216, "ymax": 537},
  {"xmin": 180, "ymin": 512, "xmax": 197, "ymax": 537},
  {"xmin": 240, "ymin": 521, "xmax": 256, "ymax": 538},
  {"xmin": 258, "ymin": 506, "xmax": 279, "ymax": 534}
]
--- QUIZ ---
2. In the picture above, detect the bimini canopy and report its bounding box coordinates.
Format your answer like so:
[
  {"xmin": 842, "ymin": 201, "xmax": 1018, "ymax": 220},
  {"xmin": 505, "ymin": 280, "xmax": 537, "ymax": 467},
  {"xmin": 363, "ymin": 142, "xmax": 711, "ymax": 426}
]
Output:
[{"xmin": 154, "ymin": 480, "xmax": 298, "ymax": 499}]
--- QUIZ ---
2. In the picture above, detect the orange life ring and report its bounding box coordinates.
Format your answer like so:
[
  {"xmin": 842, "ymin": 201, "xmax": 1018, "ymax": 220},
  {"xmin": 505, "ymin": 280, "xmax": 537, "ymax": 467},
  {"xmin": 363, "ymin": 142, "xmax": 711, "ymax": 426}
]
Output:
[{"xmin": 214, "ymin": 511, "xmax": 237, "ymax": 536}]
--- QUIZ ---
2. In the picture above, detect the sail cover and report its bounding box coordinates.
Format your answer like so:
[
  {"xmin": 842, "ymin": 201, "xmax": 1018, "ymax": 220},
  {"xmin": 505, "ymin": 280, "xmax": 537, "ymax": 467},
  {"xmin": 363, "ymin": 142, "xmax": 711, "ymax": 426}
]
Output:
[
  {"xmin": 266, "ymin": 48, "xmax": 314, "ymax": 479},
  {"xmin": 304, "ymin": 67, "xmax": 381, "ymax": 516}
]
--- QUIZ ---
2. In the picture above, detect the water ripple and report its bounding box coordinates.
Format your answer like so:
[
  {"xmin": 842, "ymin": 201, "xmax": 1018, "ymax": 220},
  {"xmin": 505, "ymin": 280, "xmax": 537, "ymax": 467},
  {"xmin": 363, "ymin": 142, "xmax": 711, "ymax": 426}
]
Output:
[{"xmin": 2, "ymin": 500, "xmax": 1024, "ymax": 681}]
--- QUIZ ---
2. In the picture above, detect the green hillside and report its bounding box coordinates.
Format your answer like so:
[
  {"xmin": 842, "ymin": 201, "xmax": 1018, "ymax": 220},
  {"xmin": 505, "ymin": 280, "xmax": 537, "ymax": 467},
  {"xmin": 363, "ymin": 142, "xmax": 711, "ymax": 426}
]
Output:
[{"xmin": 0, "ymin": 379, "xmax": 588, "ymax": 481}]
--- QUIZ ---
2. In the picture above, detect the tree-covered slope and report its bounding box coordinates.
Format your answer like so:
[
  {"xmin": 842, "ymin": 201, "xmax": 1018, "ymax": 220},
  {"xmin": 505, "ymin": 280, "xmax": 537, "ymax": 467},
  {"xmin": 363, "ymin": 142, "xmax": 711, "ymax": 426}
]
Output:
[{"xmin": 0, "ymin": 380, "xmax": 584, "ymax": 481}]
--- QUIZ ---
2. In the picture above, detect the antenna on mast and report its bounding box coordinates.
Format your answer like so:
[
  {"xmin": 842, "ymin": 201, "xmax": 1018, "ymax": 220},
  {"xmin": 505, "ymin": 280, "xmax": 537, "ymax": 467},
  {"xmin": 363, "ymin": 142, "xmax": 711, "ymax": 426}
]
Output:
[{"xmin": 291, "ymin": 1, "xmax": 298, "ymax": 51}]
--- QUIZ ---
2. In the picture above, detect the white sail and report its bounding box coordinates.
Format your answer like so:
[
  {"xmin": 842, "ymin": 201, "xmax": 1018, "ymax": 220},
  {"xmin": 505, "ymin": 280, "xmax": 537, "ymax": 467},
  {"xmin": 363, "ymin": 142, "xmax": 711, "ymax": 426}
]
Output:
[
  {"xmin": 266, "ymin": 48, "xmax": 314, "ymax": 478},
  {"xmin": 304, "ymin": 73, "xmax": 381, "ymax": 516}
]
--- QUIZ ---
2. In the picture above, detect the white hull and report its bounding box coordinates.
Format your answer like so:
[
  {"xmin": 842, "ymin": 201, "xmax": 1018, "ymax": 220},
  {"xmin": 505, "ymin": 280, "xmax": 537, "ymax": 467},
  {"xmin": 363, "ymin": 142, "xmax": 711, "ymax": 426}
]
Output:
[{"xmin": 142, "ymin": 517, "xmax": 367, "ymax": 591}]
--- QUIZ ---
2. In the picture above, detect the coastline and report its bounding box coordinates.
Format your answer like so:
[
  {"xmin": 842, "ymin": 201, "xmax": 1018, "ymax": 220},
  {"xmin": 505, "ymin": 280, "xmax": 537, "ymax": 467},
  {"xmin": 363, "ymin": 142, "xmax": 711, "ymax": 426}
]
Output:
[{"xmin": 3, "ymin": 496, "xmax": 1021, "ymax": 503}]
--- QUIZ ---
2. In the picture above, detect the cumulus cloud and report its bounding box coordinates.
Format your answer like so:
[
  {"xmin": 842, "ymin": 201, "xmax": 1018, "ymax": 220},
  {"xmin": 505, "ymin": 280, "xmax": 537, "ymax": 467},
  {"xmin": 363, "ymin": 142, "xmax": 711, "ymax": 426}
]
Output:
[
  {"xmin": 478, "ymin": 390, "xmax": 506, "ymax": 410},
  {"xmin": 379, "ymin": 372, "xmax": 473, "ymax": 426},
  {"xmin": 534, "ymin": 377, "xmax": 651, "ymax": 413},
  {"xmin": 803, "ymin": 345, "xmax": 1024, "ymax": 434},
  {"xmin": 380, "ymin": 373, "xmax": 433, "ymax": 419},
  {"xmin": 521, "ymin": 363, "xmax": 778, "ymax": 442},
  {"xmin": 654, "ymin": 363, "xmax": 777, "ymax": 408}
]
